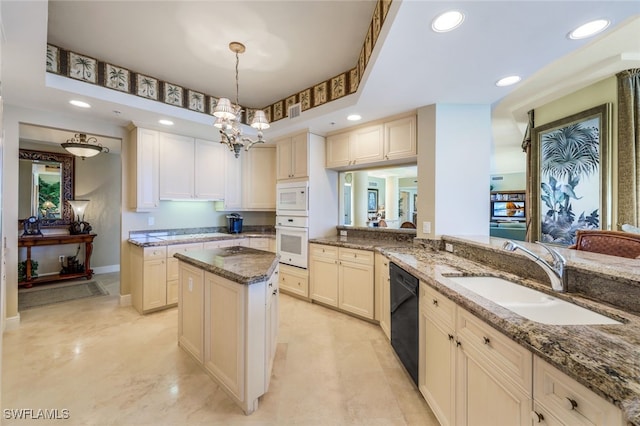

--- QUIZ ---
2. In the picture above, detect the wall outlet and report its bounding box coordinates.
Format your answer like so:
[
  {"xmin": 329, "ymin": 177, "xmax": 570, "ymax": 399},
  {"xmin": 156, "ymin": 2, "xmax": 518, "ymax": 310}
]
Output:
[
  {"xmin": 422, "ymin": 221, "xmax": 431, "ymax": 234},
  {"xmin": 148, "ymin": 216, "xmax": 155, "ymax": 226},
  {"xmin": 340, "ymin": 230, "xmax": 347, "ymax": 236},
  {"xmin": 59, "ymin": 255, "xmax": 65, "ymax": 263},
  {"xmin": 445, "ymin": 243, "xmax": 454, "ymax": 253}
]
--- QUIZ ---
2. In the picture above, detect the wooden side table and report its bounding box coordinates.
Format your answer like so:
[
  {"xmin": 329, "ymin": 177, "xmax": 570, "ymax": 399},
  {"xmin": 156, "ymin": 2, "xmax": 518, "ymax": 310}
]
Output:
[{"xmin": 18, "ymin": 233, "xmax": 97, "ymax": 288}]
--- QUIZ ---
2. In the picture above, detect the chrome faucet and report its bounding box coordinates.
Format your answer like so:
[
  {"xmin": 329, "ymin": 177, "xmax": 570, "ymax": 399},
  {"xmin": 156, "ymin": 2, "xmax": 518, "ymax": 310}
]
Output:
[{"xmin": 502, "ymin": 240, "xmax": 567, "ymax": 292}]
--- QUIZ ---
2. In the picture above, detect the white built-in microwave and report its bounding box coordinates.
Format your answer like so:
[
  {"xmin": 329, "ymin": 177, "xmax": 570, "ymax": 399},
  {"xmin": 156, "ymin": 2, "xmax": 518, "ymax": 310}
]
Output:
[{"xmin": 276, "ymin": 181, "xmax": 309, "ymax": 216}]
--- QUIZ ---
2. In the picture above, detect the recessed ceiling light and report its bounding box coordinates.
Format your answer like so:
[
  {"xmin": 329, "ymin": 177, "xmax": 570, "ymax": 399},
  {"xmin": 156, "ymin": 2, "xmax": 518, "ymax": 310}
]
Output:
[
  {"xmin": 432, "ymin": 10, "xmax": 464, "ymax": 32},
  {"xmin": 69, "ymin": 100, "xmax": 91, "ymax": 108},
  {"xmin": 347, "ymin": 114, "xmax": 362, "ymax": 121},
  {"xmin": 158, "ymin": 119, "xmax": 174, "ymax": 126},
  {"xmin": 496, "ymin": 76, "xmax": 521, "ymax": 87},
  {"xmin": 569, "ymin": 19, "xmax": 610, "ymax": 40}
]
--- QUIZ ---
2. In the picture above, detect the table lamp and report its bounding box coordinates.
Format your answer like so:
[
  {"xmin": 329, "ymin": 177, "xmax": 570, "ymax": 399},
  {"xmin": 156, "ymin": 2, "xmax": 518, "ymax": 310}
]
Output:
[{"xmin": 68, "ymin": 199, "xmax": 92, "ymax": 234}]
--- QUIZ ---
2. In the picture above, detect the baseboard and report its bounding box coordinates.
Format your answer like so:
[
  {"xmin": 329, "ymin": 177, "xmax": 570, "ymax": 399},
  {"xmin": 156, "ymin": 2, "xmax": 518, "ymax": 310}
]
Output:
[
  {"xmin": 93, "ymin": 264, "xmax": 120, "ymax": 275},
  {"xmin": 119, "ymin": 294, "xmax": 131, "ymax": 306},
  {"xmin": 4, "ymin": 314, "xmax": 20, "ymax": 331}
]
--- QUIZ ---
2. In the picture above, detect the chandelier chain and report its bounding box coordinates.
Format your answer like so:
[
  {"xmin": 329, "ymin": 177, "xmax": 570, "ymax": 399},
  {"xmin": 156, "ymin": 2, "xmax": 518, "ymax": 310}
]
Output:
[{"xmin": 235, "ymin": 51, "xmax": 240, "ymax": 109}]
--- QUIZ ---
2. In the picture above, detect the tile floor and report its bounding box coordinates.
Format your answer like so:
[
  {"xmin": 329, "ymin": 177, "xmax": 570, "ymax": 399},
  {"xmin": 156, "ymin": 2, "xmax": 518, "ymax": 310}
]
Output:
[{"xmin": 3, "ymin": 273, "xmax": 439, "ymax": 425}]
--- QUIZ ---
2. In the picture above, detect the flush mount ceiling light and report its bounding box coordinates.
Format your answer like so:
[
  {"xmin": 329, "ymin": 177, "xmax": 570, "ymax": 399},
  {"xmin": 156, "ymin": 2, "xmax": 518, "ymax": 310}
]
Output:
[
  {"xmin": 347, "ymin": 114, "xmax": 362, "ymax": 121},
  {"xmin": 213, "ymin": 42, "xmax": 270, "ymax": 158},
  {"xmin": 496, "ymin": 75, "xmax": 522, "ymax": 87},
  {"xmin": 158, "ymin": 119, "xmax": 174, "ymax": 126},
  {"xmin": 69, "ymin": 100, "xmax": 91, "ymax": 108},
  {"xmin": 432, "ymin": 10, "xmax": 465, "ymax": 32},
  {"xmin": 569, "ymin": 19, "xmax": 610, "ymax": 39},
  {"xmin": 62, "ymin": 133, "xmax": 110, "ymax": 160}
]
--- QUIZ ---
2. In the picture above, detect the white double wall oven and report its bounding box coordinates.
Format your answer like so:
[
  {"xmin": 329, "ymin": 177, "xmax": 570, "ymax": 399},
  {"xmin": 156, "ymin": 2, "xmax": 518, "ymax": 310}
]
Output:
[{"xmin": 275, "ymin": 181, "xmax": 309, "ymax": 269}]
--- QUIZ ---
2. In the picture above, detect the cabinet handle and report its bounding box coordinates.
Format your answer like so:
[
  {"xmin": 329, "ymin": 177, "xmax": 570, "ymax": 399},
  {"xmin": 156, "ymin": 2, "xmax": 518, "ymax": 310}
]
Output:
[
  {"xmin": 447, "ymin": 334, "xmax": 454, "ymax": 341},
  {"xmin": 530, "ymin": 411, "xmax": 544, "ymax": 423},
  {"xmin": 432, "ymin": 299, "xmax": 438, "ymax": 306},
  {"xmin": 272, "ymin": 289, "xmax": 278, "ymax": 295},
  {"xmin": 565, "ymin": 397, "xmax": 578, "ymax": 411},
  {"xmin": 269, "ymin": 281, "xmax": 273, "ymax": 287},
  {"xmin": 483, "ymin": 336, "xmax": 491, "ymax": 345},
  {"xmin": 456, "ymin": 340, "xmax": 462, "ymax": 347}
]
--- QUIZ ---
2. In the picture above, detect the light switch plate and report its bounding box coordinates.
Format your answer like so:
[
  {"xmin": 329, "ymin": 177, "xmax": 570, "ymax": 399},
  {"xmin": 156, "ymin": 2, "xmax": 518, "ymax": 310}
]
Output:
[
  {"xmin": 422, "ymin": 221, "xmax": 431, "ymax": 234},
  {"xmin": 340, "ymin": 230, "xmax": 347, "ymax": 236},
  {"xmin": 148, "ymin": 216, "xmax": 155, "ymax": 226},
  {"xmin": 445, "ymin": 243, "xmax": 454, "ymax": 253}
]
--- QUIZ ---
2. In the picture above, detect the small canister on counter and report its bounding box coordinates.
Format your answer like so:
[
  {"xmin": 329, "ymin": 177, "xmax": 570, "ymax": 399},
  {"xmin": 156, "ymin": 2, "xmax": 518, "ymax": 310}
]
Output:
[{"xmin": 226, "ymin": 213, "xmax": 243, "ymax": 234}]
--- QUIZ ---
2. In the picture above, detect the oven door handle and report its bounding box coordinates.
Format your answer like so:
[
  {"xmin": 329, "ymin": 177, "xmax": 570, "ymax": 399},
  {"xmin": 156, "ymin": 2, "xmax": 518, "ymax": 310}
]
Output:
[{"xmin": 275, "ymin": 225, "xmax": 307, "ymax": 230}]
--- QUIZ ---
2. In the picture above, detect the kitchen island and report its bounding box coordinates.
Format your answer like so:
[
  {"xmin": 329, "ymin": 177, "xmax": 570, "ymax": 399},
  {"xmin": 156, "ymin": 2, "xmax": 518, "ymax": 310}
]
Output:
[{"xmin": 174, "ymin": 246, "xmax": 279, "ymax": 415}]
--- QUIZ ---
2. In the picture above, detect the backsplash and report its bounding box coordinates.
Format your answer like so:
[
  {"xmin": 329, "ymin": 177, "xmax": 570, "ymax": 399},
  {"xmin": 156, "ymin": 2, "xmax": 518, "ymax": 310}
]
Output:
[
  {"xmin": 130, "ymin": 225, "xmax": 274, "ymax": 239},
  {"xmin": 336, "ymin": 226, "xmax": 416, "ymax": 243}
]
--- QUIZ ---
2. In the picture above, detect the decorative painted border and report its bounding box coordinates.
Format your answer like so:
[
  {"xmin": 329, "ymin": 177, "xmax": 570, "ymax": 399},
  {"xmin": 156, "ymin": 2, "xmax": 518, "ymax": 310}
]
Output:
[{"xmin": 44, "ymin": 0, "xmax": 393, "ymax": 125}]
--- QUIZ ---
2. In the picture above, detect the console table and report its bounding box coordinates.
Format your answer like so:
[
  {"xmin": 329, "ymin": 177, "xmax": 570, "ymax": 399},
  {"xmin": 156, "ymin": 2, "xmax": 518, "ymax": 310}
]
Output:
[{"xmin": 18, "ymin": 233, "xmax": 97, "ymax": 288}]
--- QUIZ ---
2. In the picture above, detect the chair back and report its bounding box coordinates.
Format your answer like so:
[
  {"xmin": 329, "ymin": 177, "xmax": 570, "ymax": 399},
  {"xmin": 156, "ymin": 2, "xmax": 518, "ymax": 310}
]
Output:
[
  {"xmin": 378, "ymin": 220, "xmax": 387, "ymax": 227},
  {"xmin": 400, "ymin": 221, "xmax": 416, "ymax": 229},
  {"xmin": 570, "ymin": 230, "xmax": 640, "ymax": 259}
]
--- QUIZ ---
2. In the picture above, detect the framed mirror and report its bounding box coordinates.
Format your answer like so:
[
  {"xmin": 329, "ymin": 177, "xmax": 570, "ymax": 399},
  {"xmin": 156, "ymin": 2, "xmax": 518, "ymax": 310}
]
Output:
[{"xmin": 18, "ymin": 149, "xmax": 75, "ymax": 227}]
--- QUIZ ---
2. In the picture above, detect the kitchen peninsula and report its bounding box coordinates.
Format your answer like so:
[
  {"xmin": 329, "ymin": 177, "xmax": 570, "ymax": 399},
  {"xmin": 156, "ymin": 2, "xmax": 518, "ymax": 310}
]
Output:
[{"xmin": 174, "ymin": 246, "xmax": 279, "ymax": 415}]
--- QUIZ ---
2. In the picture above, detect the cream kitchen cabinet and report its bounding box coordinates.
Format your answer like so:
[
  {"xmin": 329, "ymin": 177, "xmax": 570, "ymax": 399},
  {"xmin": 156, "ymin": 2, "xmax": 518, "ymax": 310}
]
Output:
[
  {"xmin": 309, "ymin": 243, "xmax": 374, "ymax": 319},
  {"xmin": 533, "ymin": 356, "xmax": 624, "ymax": 426},
  {"xmin": 216, "ymin": 145, "xmax": 276, "ymax": 211},
  {"xmin": 166, "ymin": 243, "xmax": 203, "ymax": 305},
  {"xmin": 130, "ymin": 245, "xmax": 168, "ymax": 313},
  {"xmin": 276, "ymin": 132, "xmax": 308, "ymax": 180},
  {"xmin": 279, "ymin": 263, "xmax": 309, "ymax": 298},
  {"xmin": 325, "ymin": 113, "xmax": 417, "ymax": 169},
  {"xmin": 374, "ymin": 253, "xmax": 391, "ymax": 339},
  {"xmin": 159, "ymin": 134, "xmax": 225, "ymax": 200},
  {"xmin": 419, "ymin": 281, "xmax": 532, "ymax": 426},
  {"xmin": 128, "ymin": 127, "xmax": 160, "ymax": 211},
  {"xmin": 178, "ymin": 261, "xmax": 204, "ymax": 362}
]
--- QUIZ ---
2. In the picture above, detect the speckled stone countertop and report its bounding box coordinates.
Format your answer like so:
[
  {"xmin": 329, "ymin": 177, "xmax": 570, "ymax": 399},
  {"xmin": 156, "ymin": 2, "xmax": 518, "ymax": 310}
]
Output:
[
  {"xmin": 174, "ymin": 246, "xmax": 279, "ymax": 285},
  {"xmin": 128, "ymin": 231, "xmax": 275, "ymax": 247},
  {"xmin": 310, "ymin": 234, "xmax": 640, "ymax": 425}
]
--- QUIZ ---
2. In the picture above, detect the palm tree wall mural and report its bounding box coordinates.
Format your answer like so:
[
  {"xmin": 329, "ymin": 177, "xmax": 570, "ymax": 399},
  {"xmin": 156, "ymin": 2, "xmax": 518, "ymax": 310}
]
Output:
[{"xmin": 533, "ymin": 104, "xmax": 610, "ymax": 246}]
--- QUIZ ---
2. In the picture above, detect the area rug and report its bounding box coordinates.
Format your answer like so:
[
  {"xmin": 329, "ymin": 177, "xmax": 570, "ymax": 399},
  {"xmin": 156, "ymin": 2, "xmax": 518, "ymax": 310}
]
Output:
[{"xmin": 18, "ymin": 281, "xmax": 108, "ymax": 310}]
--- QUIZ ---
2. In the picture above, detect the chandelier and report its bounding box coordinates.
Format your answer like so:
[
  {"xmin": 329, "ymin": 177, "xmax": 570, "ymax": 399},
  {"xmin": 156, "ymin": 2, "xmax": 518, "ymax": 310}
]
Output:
[
  {"xmin": 62, "ymin": 133, "xmax": 109, "ymax": 160},
  {"xmin": 213, "ymin": 42, "xmax": 270, "ymax": 158}
]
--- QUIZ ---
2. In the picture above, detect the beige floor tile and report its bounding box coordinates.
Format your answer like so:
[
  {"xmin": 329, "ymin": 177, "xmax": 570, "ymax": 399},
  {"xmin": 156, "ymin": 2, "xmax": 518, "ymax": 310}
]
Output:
[{"xmin": 3, "ymin": 273, "xmax": 437, "ymax": 425}]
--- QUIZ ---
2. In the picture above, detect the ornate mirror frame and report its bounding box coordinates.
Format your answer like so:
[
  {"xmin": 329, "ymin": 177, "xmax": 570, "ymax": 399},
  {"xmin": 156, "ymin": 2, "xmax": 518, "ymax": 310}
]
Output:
[{"xmin": 18, "ymin": 149, "xmax": 75, "ymax": 227}]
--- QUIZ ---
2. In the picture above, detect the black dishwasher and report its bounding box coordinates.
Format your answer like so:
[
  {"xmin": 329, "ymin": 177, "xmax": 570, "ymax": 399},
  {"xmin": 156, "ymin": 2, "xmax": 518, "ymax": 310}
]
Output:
[{"xmin": 390, "ymin": 262, "xmax": 419, "ymax": 385}]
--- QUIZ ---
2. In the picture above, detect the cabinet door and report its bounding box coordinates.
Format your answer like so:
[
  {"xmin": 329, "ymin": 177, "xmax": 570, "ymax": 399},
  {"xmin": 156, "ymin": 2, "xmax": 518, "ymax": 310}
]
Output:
[
  {"xmin": 222, "ymin": 151, "xmax": 243, "ymax": 210},
  {"xmin": 456, "ymin": 340, "xmax": 531, "ymax": 426},
  {"xmin": 178, "ymin": 263, "xmax": 204, "ymax": 362},
  {"xmin": 384, "ymin": 115, "xmax": 416, "ymax": 160},
  {"xmin": 130, "ymin": 128, "xmax": 160, "ymax": 211},
  {"xmin": 338, "ymin": 260, "xmax": 374, "ymax": 319},
  {"xmin": 142, "ymin": 258, "xmax": 167, "ymax": 311},
  {"xmin": 291, "ymin": 132, "xmax": 308, "ymax": 178},
  {"xmin": 309, "ymin": 255, "xmax": 339, "ymax": 306},
  {"xmin": 265, "ymin": 269, "xmax": 279, "ymax": 386},
  {"xmin": 194, "ymin": 139, "xmax": 225, "ymax": 200},
  {"xmin": 276, "ymin": 137, "xmax": 293, "ymax": 180},
  {"xmin": 375, "ymin": 253, "xmax": 391, "ymax": 339},
  {"xmin": 326, "ymin": 133, "xmax": 351, "ymax": 168},
  {"xmin": 350, "ymin": 124, "xmax": 384, "ymax": 166},
  {"xmin": 420, "ymin": 308, "xmax": 455, "ymax": 426},
  {"xmin": 243, "ymin": 146, "xmax": 276, "ymax": 209},
  {"xmin": 159, "ymin": 132, "xmax": 195, "ymax": 199}
]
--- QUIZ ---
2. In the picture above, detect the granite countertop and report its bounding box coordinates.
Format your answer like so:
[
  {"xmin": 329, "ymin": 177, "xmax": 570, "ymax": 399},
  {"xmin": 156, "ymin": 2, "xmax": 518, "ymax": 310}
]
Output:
[
  {"xmin": 310, "ymin": 235, "xmax": 640, "ymax": 425},
  {"xmin": 174, "ymin": 246, "xmax": 279, "ymax": 285},
  {"xmin": 128, "ymin": 231, "xmax": 275, "ymax": 247}
]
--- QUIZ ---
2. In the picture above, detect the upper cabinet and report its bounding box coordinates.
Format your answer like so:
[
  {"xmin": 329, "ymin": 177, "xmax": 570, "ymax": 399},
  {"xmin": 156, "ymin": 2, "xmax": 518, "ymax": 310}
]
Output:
[
  {"xmin": 216, "ymin": 145, "xmax": 276, "ymax": 211},
  {"xmin": 326, "ymin": 113, "xmax": 417, "ymax": 169},
  {"xmin": 276, "ymin": 132, "xmax": 308, "ymax": 181},
  {"xmin": 128, "ymin": 127, "xmax": 160, "ymax": 212},
  {"xmin": 158, "ymin": 134, "xmax": 225, "ymax": 201}
]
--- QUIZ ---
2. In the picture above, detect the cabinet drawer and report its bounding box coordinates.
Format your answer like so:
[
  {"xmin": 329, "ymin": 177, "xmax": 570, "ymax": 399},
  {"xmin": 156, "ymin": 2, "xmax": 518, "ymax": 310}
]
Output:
[
  {"xmin": 422, "ymin": 283, "xmax": 455, "ymax": 329},
  {"xmin": 534, "ymin": 356, "xmax": 623, "ymax": 426},
  {"xmin": 249, "ymin": 238, "xmax": 270, "ymax": 250},
  {"xmin": 168, "ymin": 243, "xmax": 203, "ymax": 256},
  {"xmin": 310, "ymin": 243, "xmax": 338, "ymax": 259},
  {"xmin": 143, "ymin": 246, "xmax": 167, "ymax": 260},
  {"xmin": 279, "ymin": 264, "xmax": 309, "ymax": 298},
  {"xmin": 339, "ymin": 248, "xmax": 373, "ymax": 265},
  {"xmin": 203, "ymin": 239, "xmax": 236, "ymax": 249},
  {"xmin": 457, "ymin": 308, "xmax": 532, "ymax": 394}
]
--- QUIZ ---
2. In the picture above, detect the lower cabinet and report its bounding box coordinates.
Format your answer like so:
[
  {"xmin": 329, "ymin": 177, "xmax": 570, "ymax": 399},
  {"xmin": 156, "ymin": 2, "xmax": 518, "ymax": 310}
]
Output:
[
  {"xmin": 279, "ymin": 263, "xmax": 309, "ymax": 298},
  {"xmin": 374, "ymin": 253, "xmax": 390, "ymax": 339},
  {"xmin": 130, "ymin": 246, "xmax": 168, "ymax": 313},
  {"xmin": 167, "ymin": 243, "xmax": 203, "ymax": 305},
  {"xmin": 178, "ymin": 261, "xmax": 279, "ymax": 415},
  {"xmin": 419, "ymin": 281, "xmax": 625, "ymax": 426},
  {"xmin": 309, "ymin": 243, "xmax": 374, "ymax": 319}
]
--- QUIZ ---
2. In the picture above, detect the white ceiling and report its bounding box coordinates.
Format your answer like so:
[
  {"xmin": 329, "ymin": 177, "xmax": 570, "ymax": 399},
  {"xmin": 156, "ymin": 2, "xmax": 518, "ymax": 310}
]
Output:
[{"xmin": 2, "ymin": 1, "xmax": 640, "ymax": 156}]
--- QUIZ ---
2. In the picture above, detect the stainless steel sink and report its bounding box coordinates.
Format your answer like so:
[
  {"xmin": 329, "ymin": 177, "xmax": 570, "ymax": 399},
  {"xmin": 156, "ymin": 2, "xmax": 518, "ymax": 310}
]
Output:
[{"xmin": 445, "ymin": 276, "xmax": 621, "ymax": 325}]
